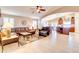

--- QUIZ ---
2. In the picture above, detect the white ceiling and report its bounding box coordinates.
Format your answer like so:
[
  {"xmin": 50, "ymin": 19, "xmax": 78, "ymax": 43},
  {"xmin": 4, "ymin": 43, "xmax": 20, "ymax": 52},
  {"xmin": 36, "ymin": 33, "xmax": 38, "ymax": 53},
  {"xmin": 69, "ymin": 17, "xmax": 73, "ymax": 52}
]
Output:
[{"xmin": 0, "ymin": 6, "xmax": 63, "ymax": 19}]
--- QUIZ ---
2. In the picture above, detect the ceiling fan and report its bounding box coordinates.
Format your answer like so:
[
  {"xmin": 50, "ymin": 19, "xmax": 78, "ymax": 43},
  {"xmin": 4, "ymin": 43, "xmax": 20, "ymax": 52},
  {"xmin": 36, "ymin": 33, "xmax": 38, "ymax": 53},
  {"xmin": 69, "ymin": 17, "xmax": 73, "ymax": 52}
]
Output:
[
  {"xmin": 32, "ymin": 6, "xmax": 46, "ymax": 13},
  {"xmin": 36, "ymin": 6, "xmax": 46, "ymax": 13}
]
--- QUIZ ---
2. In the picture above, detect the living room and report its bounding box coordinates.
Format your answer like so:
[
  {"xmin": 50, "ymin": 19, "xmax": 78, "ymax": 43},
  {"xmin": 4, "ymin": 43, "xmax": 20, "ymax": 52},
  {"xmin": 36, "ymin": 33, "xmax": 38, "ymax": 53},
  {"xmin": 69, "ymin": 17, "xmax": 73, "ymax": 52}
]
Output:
[{"xmin": 0, "ymin": 6, "xmax": 79, "ymax": 53}]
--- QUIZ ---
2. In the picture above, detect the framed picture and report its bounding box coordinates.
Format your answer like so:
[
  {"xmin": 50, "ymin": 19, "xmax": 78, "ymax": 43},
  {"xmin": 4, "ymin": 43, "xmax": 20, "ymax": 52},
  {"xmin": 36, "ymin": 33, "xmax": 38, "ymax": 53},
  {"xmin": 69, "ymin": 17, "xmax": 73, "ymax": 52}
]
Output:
[{"xmin": 22, "ymin": 20, "xmax": 26, "ymax": 25}]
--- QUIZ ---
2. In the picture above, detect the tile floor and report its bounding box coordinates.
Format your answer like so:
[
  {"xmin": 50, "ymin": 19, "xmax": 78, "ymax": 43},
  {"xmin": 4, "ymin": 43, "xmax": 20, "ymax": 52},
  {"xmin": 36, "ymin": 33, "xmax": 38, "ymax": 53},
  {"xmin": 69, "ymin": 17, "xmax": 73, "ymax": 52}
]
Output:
[{"xmin": 0, "ymin": 30, "xmax": 79, "ymax": 53}]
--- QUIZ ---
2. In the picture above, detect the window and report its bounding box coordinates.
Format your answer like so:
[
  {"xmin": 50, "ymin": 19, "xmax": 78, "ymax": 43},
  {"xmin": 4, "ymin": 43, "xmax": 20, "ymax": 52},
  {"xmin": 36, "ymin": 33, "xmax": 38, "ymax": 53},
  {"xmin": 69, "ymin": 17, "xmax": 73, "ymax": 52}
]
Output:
[
  {"xmin": 3, "ymin": 17, "xmax": 14, "ymax": 28},
  {"xmin": 64, "ymin": 21, "xmax": 71, "ymax": 28},
  {"xmin": 33, "ymin": 20, "xmax": 37, "ymax": 29}
]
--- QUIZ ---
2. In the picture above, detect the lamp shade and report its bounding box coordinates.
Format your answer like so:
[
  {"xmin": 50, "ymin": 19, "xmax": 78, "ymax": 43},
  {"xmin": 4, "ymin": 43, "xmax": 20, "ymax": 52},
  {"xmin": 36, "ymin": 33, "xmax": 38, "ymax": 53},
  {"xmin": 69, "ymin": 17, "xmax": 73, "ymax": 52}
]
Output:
[{"xmin": 1, "ymin": 23, "xmax": 12, "ymax": 37}]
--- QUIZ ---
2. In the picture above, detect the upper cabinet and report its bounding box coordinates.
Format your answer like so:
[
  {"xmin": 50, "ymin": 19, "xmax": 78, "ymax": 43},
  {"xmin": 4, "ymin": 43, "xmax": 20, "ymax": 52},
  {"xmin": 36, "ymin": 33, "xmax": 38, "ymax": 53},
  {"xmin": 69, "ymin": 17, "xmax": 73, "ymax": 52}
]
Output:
[
  {"xmin": 58, "ymin": 18, "xmax": 63, "ymax": 25},
  {"xmin": 71, "ymin": 17, "xmax": 75, "ymax": 24}
]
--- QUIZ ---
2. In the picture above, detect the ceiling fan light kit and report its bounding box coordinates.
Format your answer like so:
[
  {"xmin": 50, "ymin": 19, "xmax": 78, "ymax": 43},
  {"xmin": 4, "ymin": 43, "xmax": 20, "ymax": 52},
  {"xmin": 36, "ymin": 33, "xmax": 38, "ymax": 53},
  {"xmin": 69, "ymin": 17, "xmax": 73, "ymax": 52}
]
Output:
[{"xmin": 36, "ymin": 9, "xmax": 40, "ymax": 13}]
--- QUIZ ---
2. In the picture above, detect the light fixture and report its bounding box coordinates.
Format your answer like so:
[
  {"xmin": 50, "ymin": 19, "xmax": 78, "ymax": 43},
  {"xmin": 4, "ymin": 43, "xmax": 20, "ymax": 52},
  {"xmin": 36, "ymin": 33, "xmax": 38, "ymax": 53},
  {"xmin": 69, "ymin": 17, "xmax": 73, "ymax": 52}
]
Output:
[{"xmin": 36, "ymin": 6, "xmax": 46, "ymax": 13}]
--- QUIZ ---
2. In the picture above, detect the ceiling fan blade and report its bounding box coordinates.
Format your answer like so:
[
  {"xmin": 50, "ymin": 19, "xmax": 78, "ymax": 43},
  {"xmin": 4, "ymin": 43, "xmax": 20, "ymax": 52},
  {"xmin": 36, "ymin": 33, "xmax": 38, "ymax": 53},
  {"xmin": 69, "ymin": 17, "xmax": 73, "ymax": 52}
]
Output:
[
  {"xmin": 32, "ymin": 6, "xmax": 46, "ymax": 13},
  {"xmin": 40, "ymin": 9, "xmax": 46, "ymax": 11}
]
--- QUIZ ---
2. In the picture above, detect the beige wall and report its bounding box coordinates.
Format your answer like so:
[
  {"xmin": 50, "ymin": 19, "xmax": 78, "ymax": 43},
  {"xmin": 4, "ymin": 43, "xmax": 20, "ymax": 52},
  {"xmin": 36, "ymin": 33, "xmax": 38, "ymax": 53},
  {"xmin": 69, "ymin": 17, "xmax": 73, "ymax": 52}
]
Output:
[
  {"xmin": 1, "ymin": 14, "xmax": 33, "ymax": 28},
  {"xmin": 14, "ymin": 16, "xmax": 32, "ymax": 27},
  {"xmin": 75, "ymin": 14, "xmax": 79, "ymax": 33},
  {"xmin": 48, "ymin": 14, "xmax": 74, "ymax": 25}
]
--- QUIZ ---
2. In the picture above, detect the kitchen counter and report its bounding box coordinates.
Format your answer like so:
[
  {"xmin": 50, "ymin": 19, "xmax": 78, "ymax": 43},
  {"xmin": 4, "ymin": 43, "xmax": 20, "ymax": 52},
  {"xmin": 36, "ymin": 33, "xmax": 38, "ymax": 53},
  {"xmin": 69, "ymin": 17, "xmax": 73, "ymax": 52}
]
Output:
[{"xmin": 57, "ymin": 24, "xmax": 75, "ymax": 35}]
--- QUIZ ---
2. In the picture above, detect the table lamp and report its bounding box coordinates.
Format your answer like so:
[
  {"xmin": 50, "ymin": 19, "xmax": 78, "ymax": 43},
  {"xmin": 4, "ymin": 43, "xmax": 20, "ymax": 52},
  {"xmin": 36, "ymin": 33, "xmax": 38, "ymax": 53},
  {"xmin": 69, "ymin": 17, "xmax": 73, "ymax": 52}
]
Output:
[{"xmin": 2, "ymin": 23, "xmax": 13, "ymax": 38}]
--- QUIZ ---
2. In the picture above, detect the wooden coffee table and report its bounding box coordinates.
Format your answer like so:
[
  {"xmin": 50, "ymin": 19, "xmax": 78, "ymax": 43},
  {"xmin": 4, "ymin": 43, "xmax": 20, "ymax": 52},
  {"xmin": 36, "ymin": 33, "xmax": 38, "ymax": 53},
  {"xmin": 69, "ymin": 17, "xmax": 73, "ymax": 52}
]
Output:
[{"xmin": 19, "ymin": 32, "xmax": 32, "ymax": 40}]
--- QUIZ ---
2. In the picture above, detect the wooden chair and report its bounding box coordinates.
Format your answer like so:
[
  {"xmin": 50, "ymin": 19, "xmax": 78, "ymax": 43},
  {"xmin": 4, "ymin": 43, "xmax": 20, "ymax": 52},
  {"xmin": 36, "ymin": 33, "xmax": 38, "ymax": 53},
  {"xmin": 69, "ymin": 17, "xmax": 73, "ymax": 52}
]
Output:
[{"xmin": 0, "ymin": 33, "xmax": 19, "ymax": 53}]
